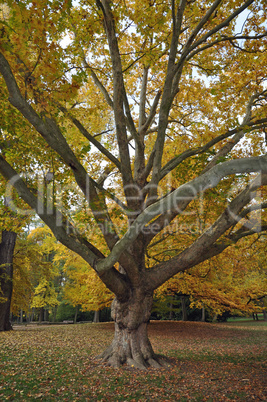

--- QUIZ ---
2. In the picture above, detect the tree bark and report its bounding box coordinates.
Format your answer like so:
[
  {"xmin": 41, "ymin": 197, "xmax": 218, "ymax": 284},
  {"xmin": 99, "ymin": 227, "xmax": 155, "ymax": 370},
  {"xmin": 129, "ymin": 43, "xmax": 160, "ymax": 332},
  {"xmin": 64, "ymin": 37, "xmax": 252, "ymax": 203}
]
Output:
[
  {"xmin": 252, "ymin": 312, "xmax": 259, "ymax": 321},
  {"xmin": 169, "ymin": 302, "xmax": 173, "ymax": 320},
  {"xmin": 53, "ymin": 305, "xmax": 58, "ymax": 322},
  {"xmin": 180, "ymin": 295, "xmax": 188, "ymax": 321},
  {"xmin": 74, "ymin": 305, "xmax": 78, "ymax": 324},
  {"xmin": 93, "ymin": 310, "xmax": 100, "ymax": 323},
  {"xmin": 98, "ymin": 289, "xmax": 169, "ymax": 369},
  {"xmin": 44, "ymin": 308, "xmax": 48, "ymax": 322},
  {"xmin": 39, "ymin": 307, "xmax": 44, "ymax": 323},
  {"xmin": 0, "ymin": 230, "xmax": 17, "ymax": 331},
  {"xmin": 201, "ymin": 306, "xmax": 205, "ymax": 322}
]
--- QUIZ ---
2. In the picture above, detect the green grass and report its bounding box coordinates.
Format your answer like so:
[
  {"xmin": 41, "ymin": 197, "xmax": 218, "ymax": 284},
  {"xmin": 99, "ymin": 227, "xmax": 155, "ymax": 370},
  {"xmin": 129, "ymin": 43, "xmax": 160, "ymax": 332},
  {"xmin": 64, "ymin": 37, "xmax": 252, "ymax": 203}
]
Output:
[
  {"xmin": 0, "ymin": 320, "xmax": 266, "ymax": 401},
  {"xmin": 224, "ymin": 317, "xmax": 267, "ymax": 326}
]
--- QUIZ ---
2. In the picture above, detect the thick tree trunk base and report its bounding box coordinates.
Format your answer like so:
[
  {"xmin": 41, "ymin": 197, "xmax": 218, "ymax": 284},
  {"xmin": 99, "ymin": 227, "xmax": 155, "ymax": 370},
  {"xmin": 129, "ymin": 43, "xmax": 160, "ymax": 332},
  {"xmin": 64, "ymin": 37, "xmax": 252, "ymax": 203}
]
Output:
[
  {"xmin": 97, "ymin": 295, "xmax": 171, "ymax": 369},
  {"xmin": 98, "ymin": 322, "xmax": 170, "ymax": 369}
]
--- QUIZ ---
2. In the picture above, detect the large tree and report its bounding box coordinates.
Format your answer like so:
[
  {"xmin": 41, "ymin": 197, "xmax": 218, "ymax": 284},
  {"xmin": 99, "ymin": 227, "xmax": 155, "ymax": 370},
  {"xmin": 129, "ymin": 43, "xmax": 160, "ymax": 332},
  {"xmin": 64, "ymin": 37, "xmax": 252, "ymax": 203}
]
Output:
[{"xmin": 0, "ymin": 0, "xmax": 266, "ymax": 367}]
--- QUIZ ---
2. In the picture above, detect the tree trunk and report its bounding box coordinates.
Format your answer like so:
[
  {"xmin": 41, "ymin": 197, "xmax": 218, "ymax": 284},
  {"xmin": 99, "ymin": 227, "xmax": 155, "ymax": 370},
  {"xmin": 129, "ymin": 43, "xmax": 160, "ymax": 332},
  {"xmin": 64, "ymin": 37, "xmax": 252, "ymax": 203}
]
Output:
[
  {"xmin": 169, "ymin": 302, "xmax": 173, "ymax": 320},
  {"xmin": 180, "ymin": 295, "xmax": 187, "ymax": 321},
  {"xmin": 0, "ymin": 230, "xmax": 17, "ymax": 331},
  {"xmin": 53, "ymin": 305, "xmax": 58, "ymax": 322},
  {"xmin": 212, "ymin": 313, "xmax": 218, "ymax": 322},
  {"xmin": 252, "ymin": 312, "xmax": 258, "ymax": 321},
  {"xmin": 93, "ymin": 310, "xmax": 100, "ymax": 323},
  {"xmin": 201, "ymin": 305, "xmax": 205, "ymax": 322},
  {"xmin": 74, "ymin": 305, "xmax": 78, "ymax": 324},
  {"xmin": 98, "ymin": 290, "xmax": 169, "ymax": 369},
  {"xmin": 39, "ymin": 307, "xmax": 44, "ymax": 323}
]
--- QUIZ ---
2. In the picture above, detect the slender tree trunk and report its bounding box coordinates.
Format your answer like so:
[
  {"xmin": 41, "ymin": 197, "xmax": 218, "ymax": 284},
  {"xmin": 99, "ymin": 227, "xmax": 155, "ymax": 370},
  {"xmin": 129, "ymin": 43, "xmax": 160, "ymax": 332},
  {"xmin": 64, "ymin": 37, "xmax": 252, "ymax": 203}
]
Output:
[
  {"xmin": 39, "ymin": 307, "xmax": 44, "ymax": 323},
  {"xmin": 201, "ymin": 306, "xmax": 205, "ymax": 322},
  {"xmin": 180, "ymin": 296, "xmax": 187, "ymax": 321},
  {"xmin": 93, "ymin": 310, "xmax": 100, "ymax": 323},
  {"xmin": 74, "ymin": 305, "xmax": 78, "ymax": 323},
  {"xmin": 263, "ymin": 309, "xmax": 267, "ymax": 322},
  {"xmin": 20, "ymin": 309, "xmax": 23, "ymax": 323},
  {"xmin": 169, "ymin": 302, "xmax": 173, "ymax": 320},
  {"xmin": 53, "ymin": 305, "xmax": 58, "ymax": 322},
  {"xmin": 98, "ymin": 289, "xmax": 169, "ymax": 369},
  {"xmin": 252, "ymin": 312, "xmax": 259, "ymax": 321},
  {"xmin": 0, "ymin": 230, "xmax": 17, "ymax": 331}
]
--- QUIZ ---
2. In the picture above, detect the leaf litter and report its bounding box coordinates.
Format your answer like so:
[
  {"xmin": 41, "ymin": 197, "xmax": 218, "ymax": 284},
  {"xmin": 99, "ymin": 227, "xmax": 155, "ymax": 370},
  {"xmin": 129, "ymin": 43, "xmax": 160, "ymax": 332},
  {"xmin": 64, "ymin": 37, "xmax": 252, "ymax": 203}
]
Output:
[{"xmin": 0, "ymin": 320, "xmax": 266, "ymax": 401}]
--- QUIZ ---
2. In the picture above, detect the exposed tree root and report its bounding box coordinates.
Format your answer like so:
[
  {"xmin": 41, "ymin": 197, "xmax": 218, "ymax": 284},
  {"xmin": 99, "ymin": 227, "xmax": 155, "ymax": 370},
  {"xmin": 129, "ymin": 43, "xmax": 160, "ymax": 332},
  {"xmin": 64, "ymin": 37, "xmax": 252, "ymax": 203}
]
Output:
[
  {"xmin": 97, "ymin": 295, "xmax": 172, "ymax": 369},
  {"xmin": 98, "ymin": 348, "xmax": 171, "ymax": 369},
  {"xmin": 97, "ymin": 322, "xmax": 171, "ymax": 369}
]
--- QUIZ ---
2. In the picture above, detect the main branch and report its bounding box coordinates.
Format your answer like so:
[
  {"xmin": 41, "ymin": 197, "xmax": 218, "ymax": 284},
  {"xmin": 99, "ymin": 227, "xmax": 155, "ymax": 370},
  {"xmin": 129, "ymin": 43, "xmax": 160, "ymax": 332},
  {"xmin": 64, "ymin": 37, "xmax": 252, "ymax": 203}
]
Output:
[
  {"xmin": 96, "ymin": 155, "xmax": 267, "ymax": 273},
  {"xmin": 146, "ymin": 173, "xmax": 267, "ymax": 291}
]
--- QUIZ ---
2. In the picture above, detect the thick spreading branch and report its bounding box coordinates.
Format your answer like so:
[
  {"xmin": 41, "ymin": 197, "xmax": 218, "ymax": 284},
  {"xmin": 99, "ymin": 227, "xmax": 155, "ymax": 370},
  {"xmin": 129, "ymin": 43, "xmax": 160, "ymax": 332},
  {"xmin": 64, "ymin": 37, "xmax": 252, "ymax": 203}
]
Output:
[
  {"xmin": 146, "ymin": 0, "xmax": 258, "ymax": 200},
  {"xmin": 0, "ymin": 154, "xmax": 130, "ymax": 297},
  {"xmin": 96, "ymin": 155, "xmax": 267, "ymax": 273},
  {"xmin": 148, "ymin": 0, "xmax": 187, "ymax": 194},
  {"xmin": 2, "ymin": 157, "xmax": 140, "ymax": 289},
  {"xmin": 0, "ymin": 52, "xmax": 120, "ymax": 250},
  {"xmin": 97, "ymin": 0, "xmax": 134, "ymax": 199},
  {"xmin": 160, "ymin": 112, "xmax": 267, "ymax": 180},
  {"xmin": 202, "ymin": 93, "xmax": 266, "ymax": 174},
  {"xmin": 179, "ymin": 224, "xmax": 267, "ymax": 271},
  {"xmin": 146, "ymin": 173, "xmax": 267, "ymax": 291},
  {"xmin": 144, "ymin": 113, "xmax": 267, "ymax": 243}
]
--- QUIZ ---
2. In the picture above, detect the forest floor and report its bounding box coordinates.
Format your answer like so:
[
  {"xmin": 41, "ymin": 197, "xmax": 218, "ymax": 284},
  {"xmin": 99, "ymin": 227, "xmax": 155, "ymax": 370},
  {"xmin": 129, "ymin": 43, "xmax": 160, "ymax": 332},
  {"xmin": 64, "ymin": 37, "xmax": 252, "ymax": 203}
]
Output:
[{"xmin": 0, "ymin": 320, "xmax": 266, "ymax": 401}]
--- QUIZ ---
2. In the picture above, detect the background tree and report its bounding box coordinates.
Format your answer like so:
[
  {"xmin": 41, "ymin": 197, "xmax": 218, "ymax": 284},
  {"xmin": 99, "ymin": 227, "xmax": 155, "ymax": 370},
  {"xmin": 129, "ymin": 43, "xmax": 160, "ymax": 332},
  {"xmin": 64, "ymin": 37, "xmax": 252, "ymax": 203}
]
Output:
[
  {"xmin": 0, "ymin": 0, "xmax": 267, "ymax": 367},
  {"xmin": 10, "ymin": 234, "xmax": 34, "ymax": 322},
  {"xmin": 57, "ymin": 247, "xmax": 113, "ymax": 320},
  {"xmin": 10, "ymin": 226, "xmax": 61, "ymax": 322},
  {"xmin": 0, "ymin": 228, "xmax": 17, "ymax": 331},
  {"xmin": 0, "ymin": 180, "xmax": 27, "ymax": 331}
]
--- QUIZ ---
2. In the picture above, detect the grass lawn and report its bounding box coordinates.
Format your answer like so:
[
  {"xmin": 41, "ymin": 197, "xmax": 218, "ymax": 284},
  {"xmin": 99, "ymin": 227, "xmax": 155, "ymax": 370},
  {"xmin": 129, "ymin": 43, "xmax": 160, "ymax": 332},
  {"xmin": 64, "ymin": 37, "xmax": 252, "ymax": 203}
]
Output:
[{"xmin": 0, "ymin": 320, "xmax": 266, "ymax": 401}]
